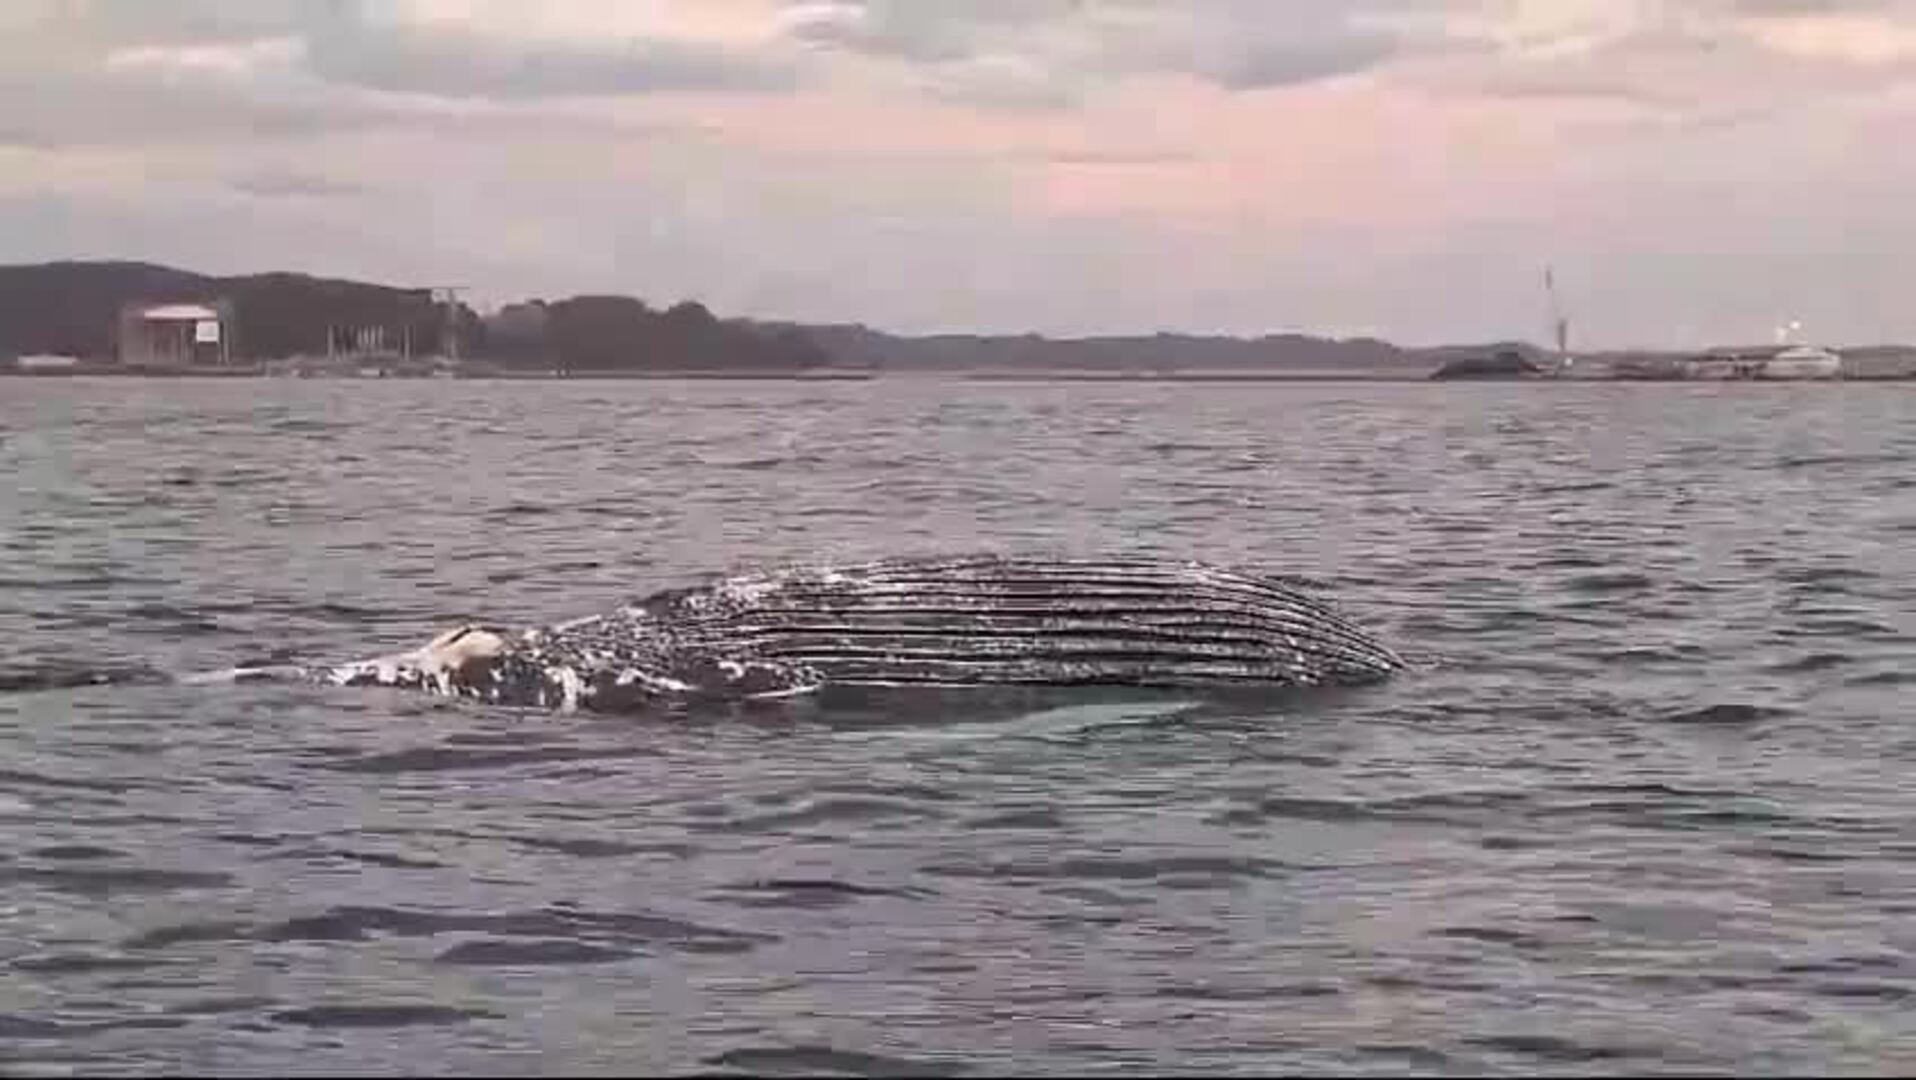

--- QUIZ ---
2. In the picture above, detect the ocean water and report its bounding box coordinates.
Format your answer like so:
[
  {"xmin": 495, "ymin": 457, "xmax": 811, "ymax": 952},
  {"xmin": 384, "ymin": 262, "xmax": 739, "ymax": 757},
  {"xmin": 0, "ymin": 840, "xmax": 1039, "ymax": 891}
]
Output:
[{"xmin": 1, "ymin": 377, "xmax": 1912, "ymax": 1076}]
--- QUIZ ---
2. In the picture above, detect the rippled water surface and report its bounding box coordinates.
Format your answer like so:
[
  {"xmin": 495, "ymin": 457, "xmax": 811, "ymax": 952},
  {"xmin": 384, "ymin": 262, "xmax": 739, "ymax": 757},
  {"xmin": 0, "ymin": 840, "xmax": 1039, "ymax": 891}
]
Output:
[{"xmin": 2, "ymin": 378, "xmax": 1914, "ymax": 1075}]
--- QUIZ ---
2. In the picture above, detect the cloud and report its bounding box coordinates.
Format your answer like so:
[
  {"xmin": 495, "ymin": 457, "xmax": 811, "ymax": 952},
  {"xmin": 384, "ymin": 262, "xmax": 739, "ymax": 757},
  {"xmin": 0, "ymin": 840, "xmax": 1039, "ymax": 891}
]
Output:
[
  {"xmin": 779, "ymin": 0, "xmax": 1438, "ymax": 104},
  {"xmin": 1038, "ymin": 147, "xmax": 1194, "ymax": 165},
  {"xmin": 781, "ymin": 1, "xmax": 1074, "ymax": 63},
  {"xmin": 6, "ymin": 0, "xmax": 804, "ymax": 111},
  {"xmin": 1405, "ymin": 0, "xmax": 1916, "ymax": 136},
  {"xmin": 227, "ymin": 169, "xmax": 365, "ymax": 199},
  {"xmin": 300, "ymin": 21, "xmax": 802, "ymax": 100},
  {"xmin": 6, "ymin": 0, "xmax": 1916, "ymax": 349},
  {"xmin": 0, "ymin": 67, "xmax": 401, "ymax": 150},
  {"xmin": 1728, "ymin": 0, "xmax": 1896, "ymax": 13},
  {"xmin": 1737, "ymin": 7, "xmax": 1916, "ymax": 65},
  {"xmin": 0, "ymin": 0, "xmax": 806, "ymax": 159},
  {"xmin": 1, "ymin": 0, "xmax": 335, "ymax": 51},
  {"xmin": 913, "ymin": 53, "xmax": 1083, "ymax": 110},
  {"xmin": 1204, "ymin": 31, "xmax": 1401, "ymax": 90}
]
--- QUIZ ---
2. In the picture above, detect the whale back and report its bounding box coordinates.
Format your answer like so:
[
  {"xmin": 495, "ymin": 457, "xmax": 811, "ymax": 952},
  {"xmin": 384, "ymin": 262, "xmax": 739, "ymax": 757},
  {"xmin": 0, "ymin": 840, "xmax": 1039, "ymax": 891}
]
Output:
[{"xmin": 634, "ymin": 554, "xmax": 1403, "ymax": 689}]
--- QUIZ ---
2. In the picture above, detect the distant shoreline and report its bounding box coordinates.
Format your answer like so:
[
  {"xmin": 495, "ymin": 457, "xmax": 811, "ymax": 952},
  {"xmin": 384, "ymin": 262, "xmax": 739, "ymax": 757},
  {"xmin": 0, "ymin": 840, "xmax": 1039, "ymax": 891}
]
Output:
[
  {"xmin": 11, "ymin": 259, "xmax": 1916, "ymax": 384},
  {"xmin": 7, "ymin": 365, "xmax": 1916, "ymax": 384},
  {"xmin": 0, "ymin": 365, "xmax": 1424, "ymax": 382}
]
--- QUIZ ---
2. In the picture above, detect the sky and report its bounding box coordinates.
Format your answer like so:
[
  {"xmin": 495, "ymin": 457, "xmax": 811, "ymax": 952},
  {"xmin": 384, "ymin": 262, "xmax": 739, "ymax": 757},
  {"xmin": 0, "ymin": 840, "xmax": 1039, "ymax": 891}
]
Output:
[{"xmin": 4, "ymin": 0, "xmax": 1916, "ymax": 349}]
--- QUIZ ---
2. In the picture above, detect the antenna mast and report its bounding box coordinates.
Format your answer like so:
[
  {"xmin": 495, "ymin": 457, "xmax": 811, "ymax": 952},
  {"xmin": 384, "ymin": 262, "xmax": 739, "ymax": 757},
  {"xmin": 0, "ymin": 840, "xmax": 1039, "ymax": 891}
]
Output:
[{"xmin": 1545, "ymin": 265, "xmax": 1571, "ymax": 371}]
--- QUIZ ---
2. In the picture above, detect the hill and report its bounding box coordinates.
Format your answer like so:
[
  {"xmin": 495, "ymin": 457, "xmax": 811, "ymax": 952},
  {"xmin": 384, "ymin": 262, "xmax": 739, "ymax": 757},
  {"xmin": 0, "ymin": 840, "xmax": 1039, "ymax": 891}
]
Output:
[
  {"xmin": 0, "ymin": 261, "xmax": 827, "ymax": 373},
  {"xmin": 737, "ymin": 319, "xmax": 1442, "ymax": 373},
  {"xmin": 0, "ymin": 260, "xmax": 455, "ymax": 362},
  {"xmin": 0, "ymin": 259, "xmax": 1530, "ymax": 374}
]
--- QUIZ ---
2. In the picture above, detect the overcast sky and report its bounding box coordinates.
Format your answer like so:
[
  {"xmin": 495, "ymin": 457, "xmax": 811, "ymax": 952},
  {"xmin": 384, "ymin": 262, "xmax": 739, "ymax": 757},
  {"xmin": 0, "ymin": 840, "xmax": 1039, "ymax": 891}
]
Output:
[{"xmin": 5, "ymin": 0, "xmax": 1915, "ymax": 348}]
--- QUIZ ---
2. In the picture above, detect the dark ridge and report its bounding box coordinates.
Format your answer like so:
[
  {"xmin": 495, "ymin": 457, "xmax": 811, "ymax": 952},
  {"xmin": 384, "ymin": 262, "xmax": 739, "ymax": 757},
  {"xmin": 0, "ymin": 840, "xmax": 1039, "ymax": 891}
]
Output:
[
  {"xmin": 747, "ymin": 557, "xmax": 1382, "ymax": 630},
  {"xmin": 0, "ymin": 664, "xmax": 169, "ymax": 694},
  {"xmin": 11, "ymin": 952, "xmax": 166, "ymax": 974},
  {"xmin": 772, "ymin": 659, "xmax": 1380, "ymax": 686},
  {"xmin": 705, "ymin": 1045, "xmax": 964, "ymax": 1078},
  {"xmin": 123, "ymin": 921, "xmax": 255, "ymax": 950},
  {"xmin": 675, "ymin": 600, "xmax": 1401, "ymax": 669},
  {"xmin": 750, "ymin": 554, "xmax": 1362, "ymax": 615},
  {"xmin": 1762, "ymin": 652, "xmax": 1851, "ymax": 674},
  {"xmin": 927, "ymin": 853, "xmax": 1284, "ymax": 882},
  {"xmin": 691, "ymin": 586, "xmax": 1385, "ymax": 640},
  {"xmin": 506, "ymin": 835, "xmax": 674, "ymax": 859},
  {"xmin": 714, "ymin": 879, "xmax": 930, "ymax": 910},
  {"xmin": 962, "ymin": 807, "xmax": 1068, "ymax": 830},
  {"xmin": 649, "ymin": 558, "xmax": 1406, "ymax": 679},
  {"xmin": 0, "ymin": 765, "xmax": 139, "ymax": 793},
  {"xmin": 322, "ymin": 743, "xmax": 652, "ymax": 774},
  {"xmin": 247, "ymin": 903, "xmax": 776, "ymax": 953},
  {"xmin": 1654, "ymin": 703, "xmax": 1785, "ymax": 726},
  {"xmin": 162, "ymin": 996, "xmax": 279, "ymax": 1016},
  {"xmin": 434, "ymin": 940, "xmax": 636, "ymax": 966},
  {"xmin": 27, "ymin": 844, "xmax": 123, "ymax": 861},
  {"xmin": 273, "ymin": 846, "xmax": 448, "ymax": 870},
  {"xmin": 1563, "ymin": 572, "xmax": 1655, "ymax": 593},
  {"xmin": 1435, "ymin": 926, "xmax": 1548, "ymax": 949},
  {"xmin": 1467, "ymin": 1034, "xmax": 1631, "ymax": 1062},
  {"xmin": 270, "ymin": 1004, "xmax": 494, "ymax": 1029},
  {"xmin": 726, "ymin": 628, "xmax": 1383, "ymax": 662},
  {"xmin": 0, "ymin": 865, "xmax": 232, "ymax": 896}
]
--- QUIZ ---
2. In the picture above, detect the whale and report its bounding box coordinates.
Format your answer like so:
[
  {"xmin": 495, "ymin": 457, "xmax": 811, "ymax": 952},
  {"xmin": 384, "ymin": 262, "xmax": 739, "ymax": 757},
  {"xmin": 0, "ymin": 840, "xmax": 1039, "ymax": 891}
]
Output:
[{"xmin": 282, "ymin": 554, "xmax": 1404, "ymax": 713}]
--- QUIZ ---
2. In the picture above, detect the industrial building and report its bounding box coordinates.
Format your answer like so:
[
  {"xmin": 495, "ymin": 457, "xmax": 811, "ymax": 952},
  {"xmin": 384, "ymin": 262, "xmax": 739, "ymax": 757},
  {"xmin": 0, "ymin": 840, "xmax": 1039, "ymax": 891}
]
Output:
[{"xmin": 117, "ymin": 300, "xmax": 234, "ymax": 367}]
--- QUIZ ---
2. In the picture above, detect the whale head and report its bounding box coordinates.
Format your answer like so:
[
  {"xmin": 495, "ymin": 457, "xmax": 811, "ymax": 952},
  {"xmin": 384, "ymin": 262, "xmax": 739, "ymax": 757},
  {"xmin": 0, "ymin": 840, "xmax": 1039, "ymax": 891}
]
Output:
[
  {"xmin": 316, "ymin": 618, "xmax": 827, "ymax": 712},
  {"xmin": 320, "ymin": 623, "xmax": 522, "ymax": 699},
  {"xmin": 421, "ymin": 624, "xmax": 513, "ymax": 671}
]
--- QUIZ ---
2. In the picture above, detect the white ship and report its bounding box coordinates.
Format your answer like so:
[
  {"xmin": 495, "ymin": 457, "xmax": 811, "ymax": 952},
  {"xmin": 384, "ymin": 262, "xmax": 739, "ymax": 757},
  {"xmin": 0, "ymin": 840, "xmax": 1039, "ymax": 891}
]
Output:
[{"xmin": 1755, "ymin": 343, "xmax": 1842, "ymax": 380}]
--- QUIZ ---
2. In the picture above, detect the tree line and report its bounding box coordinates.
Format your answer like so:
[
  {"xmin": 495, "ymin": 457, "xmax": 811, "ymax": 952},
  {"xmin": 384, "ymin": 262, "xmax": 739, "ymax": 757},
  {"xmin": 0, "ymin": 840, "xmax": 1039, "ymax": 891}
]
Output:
[{"xmin": 0, "ymin": 261, "xmax": 829, "ymax": 372}]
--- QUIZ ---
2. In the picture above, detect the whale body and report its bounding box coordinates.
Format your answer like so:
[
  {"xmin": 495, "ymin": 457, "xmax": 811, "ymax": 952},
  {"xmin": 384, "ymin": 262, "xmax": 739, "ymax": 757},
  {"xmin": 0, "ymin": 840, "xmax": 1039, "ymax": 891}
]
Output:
[{"xmin": 304, "ymin": 554, "xmax": 1405, "ymax": 713}]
